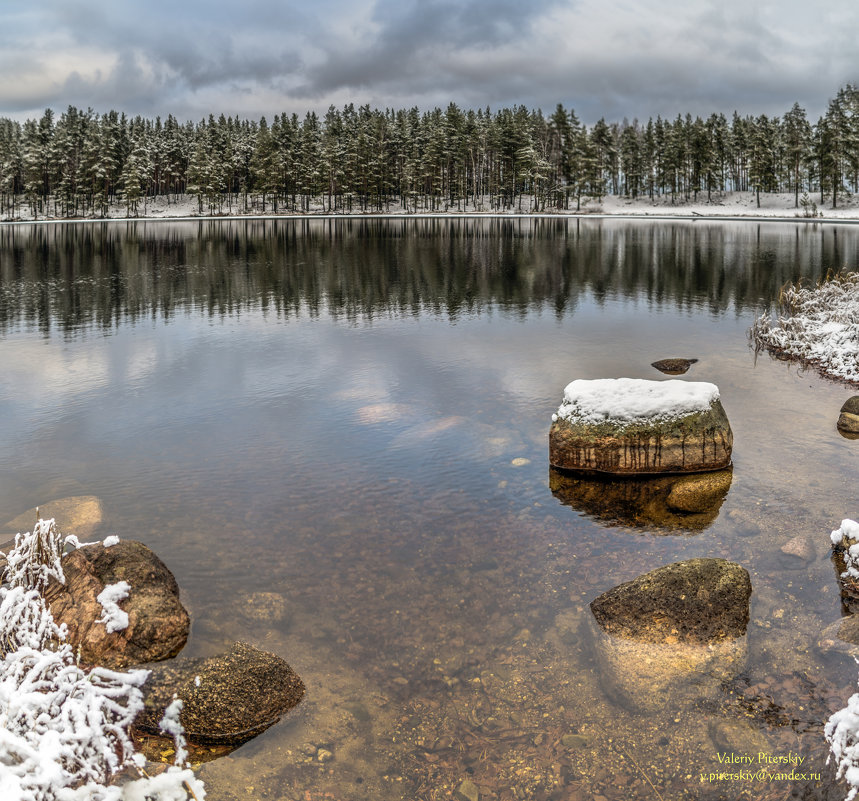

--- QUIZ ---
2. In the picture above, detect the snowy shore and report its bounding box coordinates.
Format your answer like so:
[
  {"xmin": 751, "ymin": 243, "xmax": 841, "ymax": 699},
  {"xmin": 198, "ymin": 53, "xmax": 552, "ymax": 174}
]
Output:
[{"xmin": 4, "ymin": 191, "xmax": 859, "ymax": 225}]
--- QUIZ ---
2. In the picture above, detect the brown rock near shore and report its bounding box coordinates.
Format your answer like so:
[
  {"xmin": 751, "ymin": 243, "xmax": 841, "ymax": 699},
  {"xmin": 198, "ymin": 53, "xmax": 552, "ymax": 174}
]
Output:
[
  {"xmin": 45, "ymin": 541, "xmax": 190, "ymax": 669},
  {"xmin": 134, "ymin": 641, "xmax": 305, "ymax": 745}
]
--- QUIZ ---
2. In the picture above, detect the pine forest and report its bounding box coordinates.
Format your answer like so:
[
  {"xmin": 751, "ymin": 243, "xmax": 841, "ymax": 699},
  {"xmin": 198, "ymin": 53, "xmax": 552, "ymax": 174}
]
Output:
[{"xmin": 4, "ymin": 84, "xmax": 859, "ymax": 219}]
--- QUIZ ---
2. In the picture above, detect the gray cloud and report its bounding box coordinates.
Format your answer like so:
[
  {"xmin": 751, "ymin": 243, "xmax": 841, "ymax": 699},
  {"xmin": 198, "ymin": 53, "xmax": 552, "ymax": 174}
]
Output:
[{"xmin": 1, "ymin": 0, "xmax": 857, "ymax": 124}]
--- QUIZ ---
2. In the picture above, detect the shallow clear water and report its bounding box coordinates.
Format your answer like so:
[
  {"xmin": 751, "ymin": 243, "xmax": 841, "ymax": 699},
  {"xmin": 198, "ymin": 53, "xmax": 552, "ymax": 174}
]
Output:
[{"xmin": 1, "ymin": 217, "xmax": 858, "ymax": 800}]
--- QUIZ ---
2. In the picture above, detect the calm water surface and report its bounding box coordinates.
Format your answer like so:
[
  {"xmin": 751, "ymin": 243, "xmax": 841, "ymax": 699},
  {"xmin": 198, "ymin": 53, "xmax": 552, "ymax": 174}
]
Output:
[{"xmin": 1, "ymin": 218, "xmax": 858, "ymax": 800}]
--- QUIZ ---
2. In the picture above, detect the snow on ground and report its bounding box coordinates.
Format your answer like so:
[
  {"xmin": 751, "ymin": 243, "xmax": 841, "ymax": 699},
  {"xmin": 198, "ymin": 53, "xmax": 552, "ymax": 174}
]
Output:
[
  {"xmin": 751, "ymin": 273, "xmax": 859, "ymax": 383},
  {"xmin": 4, "ymin": 191, "xmax": 859, "ymax": 223},
  {"xmin": 553, "ymin": 378, "xmax": 720, "ymax": 425}
]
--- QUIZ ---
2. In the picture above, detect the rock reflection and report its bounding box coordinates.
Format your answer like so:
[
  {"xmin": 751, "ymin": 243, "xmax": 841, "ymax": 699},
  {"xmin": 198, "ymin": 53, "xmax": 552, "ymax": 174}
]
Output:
[{"xmin": 549, "ymin": 467, "xmax": 732, "ymax": 532}]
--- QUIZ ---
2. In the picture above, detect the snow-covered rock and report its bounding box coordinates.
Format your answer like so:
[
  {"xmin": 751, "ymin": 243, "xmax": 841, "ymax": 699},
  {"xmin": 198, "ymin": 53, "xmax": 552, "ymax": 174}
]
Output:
[{"xmin": 549, "ymin": 378, "xmax": 733, "ymax": 474}]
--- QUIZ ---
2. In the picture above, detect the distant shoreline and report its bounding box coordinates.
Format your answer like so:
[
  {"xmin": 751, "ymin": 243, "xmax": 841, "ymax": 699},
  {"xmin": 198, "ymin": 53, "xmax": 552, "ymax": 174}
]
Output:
[
  {"xmin": 4, "ymin": 191, "xmax": 859, "ymax": 226},
  {"xmin": 3, "ymin": 212, "xmax": 859, "ymax": 227}
]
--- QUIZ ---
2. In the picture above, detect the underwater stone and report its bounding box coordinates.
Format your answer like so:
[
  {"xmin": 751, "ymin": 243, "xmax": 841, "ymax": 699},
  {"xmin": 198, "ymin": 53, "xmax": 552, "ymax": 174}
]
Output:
[
  {"xmin": 550, "ymin": 467, "xmax": 732, "ymax": 532},
  {"xmin": 549, "ymin": 378, "xmax": 733, "ymax": 475}
]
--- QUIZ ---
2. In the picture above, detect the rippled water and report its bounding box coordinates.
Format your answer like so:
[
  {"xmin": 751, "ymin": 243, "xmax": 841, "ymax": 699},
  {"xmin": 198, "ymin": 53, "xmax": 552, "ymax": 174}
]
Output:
[{"xmin": 1, "ymin": 217, "xmax": 858, "ymax": 800}]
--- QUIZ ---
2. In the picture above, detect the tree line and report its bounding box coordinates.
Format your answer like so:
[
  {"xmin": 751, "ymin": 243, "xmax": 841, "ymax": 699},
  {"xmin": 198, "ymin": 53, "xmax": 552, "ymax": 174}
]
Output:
[{"xmin": 3, "ymin": 85, "xmax": 859, "ymax": 219}]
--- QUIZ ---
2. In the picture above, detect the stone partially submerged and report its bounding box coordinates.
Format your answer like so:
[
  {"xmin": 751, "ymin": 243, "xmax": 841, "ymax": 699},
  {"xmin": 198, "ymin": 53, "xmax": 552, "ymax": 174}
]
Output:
[
  {"xmin": 135, "ymin": 641, "xmax": 305, "ymax": 745},
  {"xmin": 549, "ymin": 378, "xmax": 733, "ymax": 474},
  {"xmin": 590, "ymin": 558, "xmax": 751, "ymax": 644},
  {"xmin": 588, "ymin": 558, "xmax": 751, "ymax": 711}
]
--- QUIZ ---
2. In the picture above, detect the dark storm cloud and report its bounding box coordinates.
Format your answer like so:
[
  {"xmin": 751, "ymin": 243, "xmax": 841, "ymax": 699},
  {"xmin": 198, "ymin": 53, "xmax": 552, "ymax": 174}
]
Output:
[{"xmin": 1, "ymin": 0, "xmax": 858, "ymax": 123}]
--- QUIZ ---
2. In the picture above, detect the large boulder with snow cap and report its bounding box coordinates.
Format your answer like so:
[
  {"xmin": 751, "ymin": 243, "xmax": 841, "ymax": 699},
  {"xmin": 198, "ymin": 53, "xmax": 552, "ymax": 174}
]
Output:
[{"xmin": 549, "ymin": 378, "xmax": 733, "ymax": 474}]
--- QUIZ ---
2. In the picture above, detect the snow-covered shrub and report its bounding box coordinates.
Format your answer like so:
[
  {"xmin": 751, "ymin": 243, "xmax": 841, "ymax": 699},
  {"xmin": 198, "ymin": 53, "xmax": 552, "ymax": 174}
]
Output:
[
  {"xmin": 833, "ymin": 520, "xmax": 859, "ymax": 582},
  {"xmin": 0, "ymin": 517, "xmax": 205, "ymax": 800},
  {"xmin": 827, "ymin": 679, "xmax": 859, "ymax": 801},
  {"xmin": 5, "ymin": 516, "xmax": 65, "ymax": 592},
  {"xmin": 750, "ymin": 272, "xmax": 859, "ymax": 383},
  {"xmin": 828, "ymin": 520, "xmax": 859, "ymax": 800}
]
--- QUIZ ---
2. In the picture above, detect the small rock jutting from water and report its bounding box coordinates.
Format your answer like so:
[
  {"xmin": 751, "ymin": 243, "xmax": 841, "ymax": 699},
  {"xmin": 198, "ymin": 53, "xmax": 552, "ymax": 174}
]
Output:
[
  {"xmin": 135, "ymin": 641, "xmax": 305, "ymax": 746},
  {"xmin": 549, "ymin": 378, "xmax": 733, "ymax": 474},
  {"xmin": 45, "ymin": 540, "xmax": 190, "ymax": 669},
  {"xmin": 651, "ymin": 358, "xmax": 698, "ymax": 375},
  {"xmin": 837, "ymin": 397, "xmax": 859, "ymax": 434}
]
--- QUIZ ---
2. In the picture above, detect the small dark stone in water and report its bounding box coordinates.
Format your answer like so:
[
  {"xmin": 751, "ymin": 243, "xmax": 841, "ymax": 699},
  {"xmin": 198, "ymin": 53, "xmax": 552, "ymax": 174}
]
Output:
[
  {"xmin": 651, "ymin": 358, "xmax": 698, "ymax": 375},
  {"xmin": 837, "ymin": 396, "xmax": 859, "ymax": 434}
]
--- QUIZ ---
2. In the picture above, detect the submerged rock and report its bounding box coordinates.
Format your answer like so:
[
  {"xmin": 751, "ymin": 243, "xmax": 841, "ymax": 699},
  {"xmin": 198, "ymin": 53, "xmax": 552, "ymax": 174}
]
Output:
[
  {"xmin": 651, "ymin": 358, "xmax": 698, "ymax": 375},
  {"xmin": 588, "ymin": 559, "xmax": 750, "ymax": 711},
  {"xmin": 587, "ymin": 614, "xmax": 746, "ymax": 713},
  {"xmin": 837, "ymin": 396, "xmax": 859, "ymax": 434},
  {"xmin": 45, "ymin": 540, "xmax": 189, "ymax": 669},
  {"xmin": 818, "ymin": 616, "xmax": 859, "ymax": 656},
  {"xmin": 665, "ymin": 470, "xmax": 734, "ymax": 514},
  {"xmin": 2, "ymin": 495, "xmax": 104, "ymax": 539},
  {"xmin": 708, "ymin": 718, "xmax": 769, "ymax": 755},
  {"xmin": 549, "ymin": 378, "xmax": 733, "ymax": 474},
  {"xmin": 135, "ymin": 641, "xmax": 305, "ymax": 745},
  {"xmin": 550, "ymin": 467, "xmax": 732, "ymax": 532},
  {"xmin": 779, "ymin": 535, "xmax": 817, "ymax": 566},
  {"xmin": 590, "ymin": 558, "xmax": 751, "ymax": 644}
]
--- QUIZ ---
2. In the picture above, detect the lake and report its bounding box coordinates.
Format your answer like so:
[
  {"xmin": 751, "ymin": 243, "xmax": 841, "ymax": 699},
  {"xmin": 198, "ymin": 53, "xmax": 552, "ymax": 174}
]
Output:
[{"xmin": 0, "ymin": 217, "xmax": 857, "ymax": 801}]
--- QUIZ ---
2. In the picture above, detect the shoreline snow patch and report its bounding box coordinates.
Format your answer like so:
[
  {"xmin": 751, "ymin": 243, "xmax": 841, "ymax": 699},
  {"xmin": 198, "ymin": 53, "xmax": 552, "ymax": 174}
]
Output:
[{"xmin": 751, "ymin": 272, "xmax": 859, "ymax": 383}]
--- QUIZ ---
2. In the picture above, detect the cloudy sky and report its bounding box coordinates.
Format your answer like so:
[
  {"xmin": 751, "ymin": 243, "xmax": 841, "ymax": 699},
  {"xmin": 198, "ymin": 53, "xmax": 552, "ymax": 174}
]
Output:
[{"xmin": 1, "ymin": 0, "xmax": 856, "ymax": 125}]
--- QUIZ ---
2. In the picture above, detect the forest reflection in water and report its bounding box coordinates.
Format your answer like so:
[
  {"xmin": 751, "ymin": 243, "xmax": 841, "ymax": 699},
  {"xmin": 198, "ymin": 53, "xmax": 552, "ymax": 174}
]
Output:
[
  {"xmin": 0, "ymin": 217, "xmax": 857, "ymax": 800},
  {"xmin": 0, "ymin": 216, "xmax": 848, "ymax": 334}
]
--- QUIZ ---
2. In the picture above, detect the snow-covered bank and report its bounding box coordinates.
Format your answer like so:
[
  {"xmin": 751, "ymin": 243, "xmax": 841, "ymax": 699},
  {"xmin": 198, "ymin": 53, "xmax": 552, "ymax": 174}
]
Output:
[
  {"xmin": 0, "ymin": 518, "xmax": 204, "ymax": 800},
  {"xmin": 5, "ymin": 191, "xmax": 859, "ymax": 225},
  {"xmin": 750, "ymin": 273, "xmax": 859, "ymax": 384}
]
